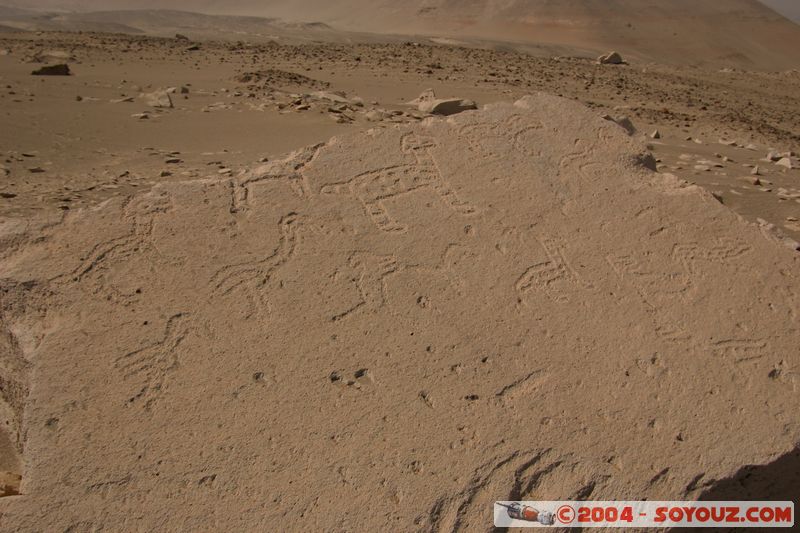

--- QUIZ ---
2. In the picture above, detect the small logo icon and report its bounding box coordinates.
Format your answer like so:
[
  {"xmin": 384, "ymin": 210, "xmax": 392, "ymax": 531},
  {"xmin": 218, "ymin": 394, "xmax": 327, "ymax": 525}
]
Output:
[{"xmin": 496, "ymin": 502, "xmax": 555, "ymax": 525}]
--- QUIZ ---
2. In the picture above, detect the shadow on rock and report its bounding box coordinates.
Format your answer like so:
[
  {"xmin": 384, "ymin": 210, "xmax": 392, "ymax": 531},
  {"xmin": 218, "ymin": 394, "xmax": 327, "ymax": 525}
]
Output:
[{"xmin": 679, "ymin": 446, "xmax": 800, "ymax": 532}]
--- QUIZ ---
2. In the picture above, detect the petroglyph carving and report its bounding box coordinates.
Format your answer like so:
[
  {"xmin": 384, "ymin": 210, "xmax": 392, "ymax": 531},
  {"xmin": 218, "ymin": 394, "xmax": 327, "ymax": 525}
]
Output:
[
  {"xmin": 58, "ymin": 193, "xmax": 172, "ymax": 288},
  {"xmin": 516, "ymin": 238, "xmax": 589, "ymax": 302},
  {"xmin": 710, "ymin": 338, "xmax": 768, "ymax": 362},
  {"xmin": 332, "ymin": 252, "xmax": 400, "ymax": 321},
  {"xmin": 321, "ymin": 133, "xmax": 474, "ymax": 232},
  {"xmin": 113, "ymin": 313, "xmax": 189, "ymax": 409},
  {"xmin": 231, "ymin": 144, "xmax": 323, "ymax": 212},
  {"xmin": 210, "ymin": 213, "xmax": 300, "ymax": 318}
]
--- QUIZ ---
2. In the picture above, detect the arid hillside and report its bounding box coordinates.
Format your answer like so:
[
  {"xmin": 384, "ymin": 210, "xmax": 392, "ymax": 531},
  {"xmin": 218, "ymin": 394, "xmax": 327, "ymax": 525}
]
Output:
[
  {"xmin": 263, "ymin": 0, "xmax": 800, "ymax": 69},
  {"xmin": 2, "ymin": 1, "xmax": 800, "ymax": 68}
]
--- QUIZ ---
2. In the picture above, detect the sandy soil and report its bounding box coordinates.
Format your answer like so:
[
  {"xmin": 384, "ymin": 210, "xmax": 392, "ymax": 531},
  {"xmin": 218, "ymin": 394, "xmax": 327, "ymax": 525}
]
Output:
[
  {"xmin": 0, "ymin": 25, "xmax": 798, "ymax": 533},
  {"xmin": 2, "ymin": 32, "xmax": 799, "ymax": 240}
]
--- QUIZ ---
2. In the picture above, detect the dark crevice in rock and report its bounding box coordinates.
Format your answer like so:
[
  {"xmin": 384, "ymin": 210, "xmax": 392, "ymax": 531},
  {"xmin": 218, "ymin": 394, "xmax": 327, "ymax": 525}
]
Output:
[{"xmin": 0, "ymin": 280, "xmax": 43, "ymax": 497}]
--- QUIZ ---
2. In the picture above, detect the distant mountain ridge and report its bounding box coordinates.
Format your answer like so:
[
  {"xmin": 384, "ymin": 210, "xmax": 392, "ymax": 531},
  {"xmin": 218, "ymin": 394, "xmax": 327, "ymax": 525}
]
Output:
[
  {"xmin": 3, "ymin": 0, "xmax": 800, "ymax": 23},
  {"xmin": 252, "ymin": 0, "xmax": 800, "ymax": 69},
  {"xmin": 1, "ymin": 1, "xmax": 799, "ymax": 69},
  {"xmin": 0, "ymin": 6, "xmax": 356, "ymax": 43}
]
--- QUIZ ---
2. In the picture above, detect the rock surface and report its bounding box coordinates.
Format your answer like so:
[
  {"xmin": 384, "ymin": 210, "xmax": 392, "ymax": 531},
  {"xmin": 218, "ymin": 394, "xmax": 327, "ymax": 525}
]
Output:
[{"xmin": 0, "ymin": 94, "xmax": 798, "ymax": 531}]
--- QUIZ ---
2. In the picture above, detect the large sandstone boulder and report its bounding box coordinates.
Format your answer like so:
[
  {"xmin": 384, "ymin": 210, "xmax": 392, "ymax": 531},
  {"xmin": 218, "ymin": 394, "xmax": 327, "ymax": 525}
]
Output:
[{"xmin": 0, "ymin": 93, "xmax": 798, "ymax": 531}]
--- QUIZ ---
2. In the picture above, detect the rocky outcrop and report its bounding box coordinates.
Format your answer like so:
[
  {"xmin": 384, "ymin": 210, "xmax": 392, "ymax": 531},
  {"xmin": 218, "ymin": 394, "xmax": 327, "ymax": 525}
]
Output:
[{"xmin": 0, "ymin": 93, "xmax": 797, "ymax": 530}]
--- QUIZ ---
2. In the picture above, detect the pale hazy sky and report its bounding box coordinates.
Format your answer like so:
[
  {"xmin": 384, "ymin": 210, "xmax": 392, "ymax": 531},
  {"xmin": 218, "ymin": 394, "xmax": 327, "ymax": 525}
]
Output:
[
  {"xmin": 5, "ymin": 0, "xmax": 800, "ymax": 22},
  {"xmin": 761, "ymin": 0, "xmax": 800, "ymax": 21}
]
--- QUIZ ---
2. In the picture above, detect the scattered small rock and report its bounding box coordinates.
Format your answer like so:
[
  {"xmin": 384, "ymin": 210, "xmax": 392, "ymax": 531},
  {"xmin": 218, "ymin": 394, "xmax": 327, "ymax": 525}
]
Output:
[
  {"xmin": 419, "ymin": 390, "xmax": 435, "ymax": 408},
  {"xmin": 329, "ymin": 112, "xmax": 353, "ymax": 124},
  {"xmin": 141, "ymin": 89, "xmax": 173, "ymax": 108},
  {"xmin": 354, "ymin": 368, "xmax": 374, "ymax": 385},
  {"xmin": 31, "ymin": 64, "xmax": 71, "ymax": 76},
  {"xmin": 408, "ymin": 89, "xmax": 477, "ymax": 116},
  {"xmin": 602, "ymin": 114, "xmax": 636, "ymax": 135},
  {"xmin": 364, "ymin": 109, "xmax": 390, "ymax": 122},
  {"xmin": 198, "ymin": 474, "xmax": 216, "ymax": 486},
  {"xmin": 597, "ymin": 51, "xmax": 625, "ymax": 65},
  {"xmin": 311, "ymin": 90, "xmax": 351, "ymax": 104}
]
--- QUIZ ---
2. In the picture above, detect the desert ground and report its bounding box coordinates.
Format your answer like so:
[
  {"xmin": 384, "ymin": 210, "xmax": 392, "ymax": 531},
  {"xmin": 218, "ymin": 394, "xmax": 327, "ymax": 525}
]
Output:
[
  {"xmin": 0, "ymin": 1, "xmax": 799, "ymax": 531},
  {"xmin": 1, "ymin": 31, "xmax": 799, "ymax": 240}
]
